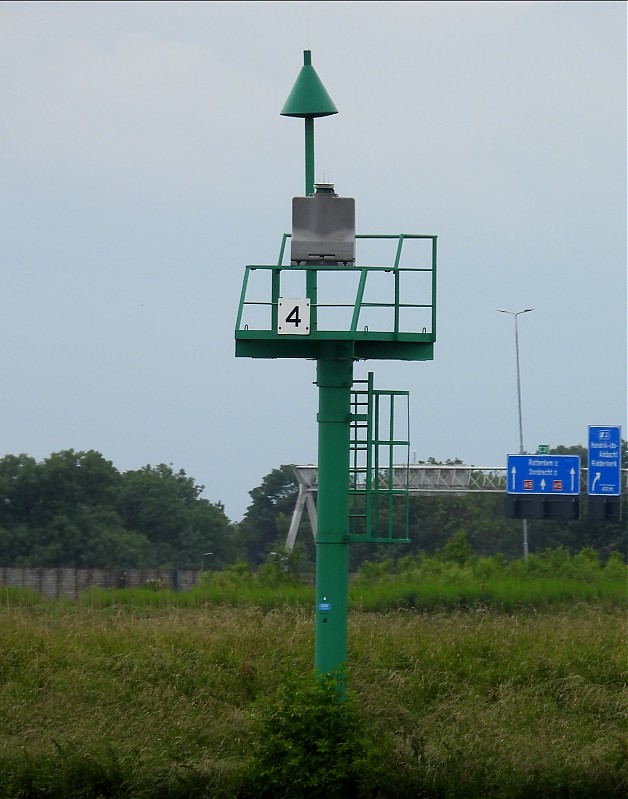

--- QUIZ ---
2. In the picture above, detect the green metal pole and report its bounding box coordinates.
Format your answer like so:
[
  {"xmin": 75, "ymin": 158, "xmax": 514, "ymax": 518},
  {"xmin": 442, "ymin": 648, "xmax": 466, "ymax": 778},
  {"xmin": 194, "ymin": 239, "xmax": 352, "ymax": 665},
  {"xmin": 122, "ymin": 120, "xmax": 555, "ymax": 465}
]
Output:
[
  {"xmin": 315, "ymin": 343, "xmax": 353, "ymax": 676},
  {"xmin": 304, "ymin": 99, "xmax": 317, "ymax": 327},
  {"xmin": 304, "ymin": 117, "xmax": 317, "ymax": 329},
  {"xmin": 305, "ymin": 116, "xmax": 314, "ymax": 196},
  {"xmin": 303, "ymin": 51, "xmax": 315, "ymax": 196}
]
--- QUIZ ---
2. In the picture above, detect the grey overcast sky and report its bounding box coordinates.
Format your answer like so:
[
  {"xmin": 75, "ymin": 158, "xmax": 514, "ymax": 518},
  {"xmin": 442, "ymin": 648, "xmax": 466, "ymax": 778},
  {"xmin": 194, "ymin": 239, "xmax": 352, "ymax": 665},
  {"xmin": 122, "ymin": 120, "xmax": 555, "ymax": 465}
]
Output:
[{"xmin": 1, "ymin": 1, "xmax": 625, "ymax": 521}]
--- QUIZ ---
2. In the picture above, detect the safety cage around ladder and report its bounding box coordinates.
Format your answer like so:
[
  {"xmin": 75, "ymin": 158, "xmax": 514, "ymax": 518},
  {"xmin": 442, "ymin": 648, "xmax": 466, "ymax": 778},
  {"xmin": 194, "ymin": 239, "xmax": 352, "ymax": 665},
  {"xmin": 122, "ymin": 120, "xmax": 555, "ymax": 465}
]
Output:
[{"xmin": 349, "ymin": 372, "xmax": 411, "ymax": 544}]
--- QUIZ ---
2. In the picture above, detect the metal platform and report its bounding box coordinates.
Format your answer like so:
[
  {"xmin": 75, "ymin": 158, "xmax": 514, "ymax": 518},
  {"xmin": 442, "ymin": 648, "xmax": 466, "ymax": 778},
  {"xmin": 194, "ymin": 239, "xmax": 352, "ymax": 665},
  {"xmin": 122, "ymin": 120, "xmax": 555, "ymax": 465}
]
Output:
[{"xmin": 235, "ymin": 233, "xmax": 437, "ymax": 361}]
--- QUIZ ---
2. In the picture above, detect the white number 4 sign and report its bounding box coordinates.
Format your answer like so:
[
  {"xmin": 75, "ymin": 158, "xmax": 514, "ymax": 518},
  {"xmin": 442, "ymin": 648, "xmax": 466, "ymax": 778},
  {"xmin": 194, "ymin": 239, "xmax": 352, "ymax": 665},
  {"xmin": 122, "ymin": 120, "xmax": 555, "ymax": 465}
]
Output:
[{"xmin": 278, "ymin": 298, "xmax": 310, "ymax": 335}]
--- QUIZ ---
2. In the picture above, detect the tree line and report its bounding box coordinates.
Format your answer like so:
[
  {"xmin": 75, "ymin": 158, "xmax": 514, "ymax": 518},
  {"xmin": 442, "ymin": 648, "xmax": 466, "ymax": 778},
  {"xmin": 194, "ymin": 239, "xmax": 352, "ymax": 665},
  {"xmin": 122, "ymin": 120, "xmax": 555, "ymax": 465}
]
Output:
[
  {"xmin": 0, "ymin": 445, "xmax": 625, "ymax": 570},
  {"xmin": 0, "ymin": 450, "xmax": 235, "ymax": 570}
]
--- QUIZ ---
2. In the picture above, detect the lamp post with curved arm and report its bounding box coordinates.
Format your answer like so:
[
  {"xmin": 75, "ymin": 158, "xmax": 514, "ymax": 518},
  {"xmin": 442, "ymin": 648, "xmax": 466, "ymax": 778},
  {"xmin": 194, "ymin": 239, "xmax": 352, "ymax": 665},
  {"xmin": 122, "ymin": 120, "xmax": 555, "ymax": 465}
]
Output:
[{"xmin": 498, "ymin": 308, "xmax": 534, "ymax": 558}]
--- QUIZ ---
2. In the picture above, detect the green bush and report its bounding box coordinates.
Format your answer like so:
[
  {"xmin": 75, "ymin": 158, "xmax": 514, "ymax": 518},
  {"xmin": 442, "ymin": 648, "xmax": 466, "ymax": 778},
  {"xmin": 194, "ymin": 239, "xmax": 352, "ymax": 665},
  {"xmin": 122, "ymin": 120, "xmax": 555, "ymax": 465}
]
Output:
[
  {"xmin": 242, "ymin": 670, "xmax": 389, "ymax": 799},
  {"xmin": 438, "ymin": 529, "xmax": 473, "ymax": 565},
  {"xmin": 353, "ymin": 557, "xmax": 394, "ymax": 586}
]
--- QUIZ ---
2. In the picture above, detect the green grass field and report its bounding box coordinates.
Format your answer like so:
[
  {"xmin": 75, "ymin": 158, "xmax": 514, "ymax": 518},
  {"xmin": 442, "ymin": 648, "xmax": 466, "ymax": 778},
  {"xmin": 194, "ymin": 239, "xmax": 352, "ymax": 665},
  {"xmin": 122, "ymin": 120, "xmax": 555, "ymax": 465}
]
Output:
[{"xmin": 1, "ymin": 576, "xmax": 626, "ymax": 798}]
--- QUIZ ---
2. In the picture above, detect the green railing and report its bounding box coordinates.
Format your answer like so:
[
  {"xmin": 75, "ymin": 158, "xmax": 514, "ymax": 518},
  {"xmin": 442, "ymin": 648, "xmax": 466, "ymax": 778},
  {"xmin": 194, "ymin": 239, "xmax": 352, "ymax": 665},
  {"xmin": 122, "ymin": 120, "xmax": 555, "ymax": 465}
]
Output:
[{"xmin": 235, "ymin": 234, "xmax": 437, "ymax": 361}]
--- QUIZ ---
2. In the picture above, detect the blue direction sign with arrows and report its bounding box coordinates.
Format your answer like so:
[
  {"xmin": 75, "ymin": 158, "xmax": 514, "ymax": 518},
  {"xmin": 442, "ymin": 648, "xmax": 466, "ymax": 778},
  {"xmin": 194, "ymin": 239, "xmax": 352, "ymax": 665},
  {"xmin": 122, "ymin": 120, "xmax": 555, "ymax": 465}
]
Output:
[
  {"xmin": 588, "ymin": 425, "xmax": 621, "ymax": 496},
  {"xmin": 507, "ymin": 454, "xmax": 580, "ymax": 495}
]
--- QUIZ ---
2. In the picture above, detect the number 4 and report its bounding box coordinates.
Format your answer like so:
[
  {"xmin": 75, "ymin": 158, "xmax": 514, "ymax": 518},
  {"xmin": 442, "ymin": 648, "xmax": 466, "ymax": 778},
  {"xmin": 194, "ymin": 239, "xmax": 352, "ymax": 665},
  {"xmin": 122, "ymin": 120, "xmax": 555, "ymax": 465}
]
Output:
[
  {"xmin": 278, "ymin": 298, "xmax": 310, "ymax": 335},
  {"xmin": 285, "ymin": 305, "xmax": 302, "ymax": 327}
]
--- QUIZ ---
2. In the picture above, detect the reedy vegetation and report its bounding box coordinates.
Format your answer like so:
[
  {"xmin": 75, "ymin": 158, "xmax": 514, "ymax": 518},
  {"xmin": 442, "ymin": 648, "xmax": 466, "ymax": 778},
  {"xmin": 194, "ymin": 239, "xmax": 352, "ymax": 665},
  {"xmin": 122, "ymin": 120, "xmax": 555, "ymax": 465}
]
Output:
[{"xmin": 0, "ymin": 547, "xmax": 626, "ymax": 798}]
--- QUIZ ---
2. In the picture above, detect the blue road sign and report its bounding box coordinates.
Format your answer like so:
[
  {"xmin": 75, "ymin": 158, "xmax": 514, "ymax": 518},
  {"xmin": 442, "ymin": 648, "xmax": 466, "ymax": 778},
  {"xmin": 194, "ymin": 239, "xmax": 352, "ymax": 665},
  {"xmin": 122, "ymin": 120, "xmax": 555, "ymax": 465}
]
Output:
[
  {"xmin": 588, "ymin": 425, "xmax": 621, "ymax": 496},
  {"xmin": 507, "ymin": 454, "xmax": 580, "ymax": 495}
]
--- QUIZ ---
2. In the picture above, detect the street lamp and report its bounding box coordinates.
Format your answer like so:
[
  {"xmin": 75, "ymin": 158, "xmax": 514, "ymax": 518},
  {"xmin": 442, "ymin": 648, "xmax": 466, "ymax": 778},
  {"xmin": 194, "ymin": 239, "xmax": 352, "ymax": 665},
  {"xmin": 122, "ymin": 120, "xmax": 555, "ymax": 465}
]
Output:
[
  {"xmin": 498, "ymin": 308, "xmax": 534, "ymax": 558},
  {"xmin": 201, "ymin": 552, "xmax": 213, "ymax": 571}
]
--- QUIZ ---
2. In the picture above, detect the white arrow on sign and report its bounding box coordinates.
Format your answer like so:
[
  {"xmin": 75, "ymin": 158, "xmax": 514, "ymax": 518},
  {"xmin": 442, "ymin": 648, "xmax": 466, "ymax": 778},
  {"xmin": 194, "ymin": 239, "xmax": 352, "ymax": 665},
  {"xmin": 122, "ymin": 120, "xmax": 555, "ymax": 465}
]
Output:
[
  {"xmin": 591, "ymin": 472, "xmax": 601, "ymax": 492},
  {"xmin": 511, "ymin": 467, "xmax": 517, "ymax": 490},
  {"xmin": 570, "ymin": 468, "xmax": 576, "ymax": 492},
  {"xmin": 540, "ymin": 479, "xmax": 546, "ymax": 491}
]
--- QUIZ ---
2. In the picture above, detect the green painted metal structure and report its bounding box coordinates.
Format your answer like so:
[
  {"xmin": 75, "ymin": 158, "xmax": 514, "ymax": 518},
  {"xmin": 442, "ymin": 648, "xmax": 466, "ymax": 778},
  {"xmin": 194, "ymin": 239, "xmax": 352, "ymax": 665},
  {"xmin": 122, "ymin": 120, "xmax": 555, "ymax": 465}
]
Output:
[
  {"xmin": 235, "ymin": 233, "xmax": 437, "ymax": 361},
  {"xmin": 349, "ymin": 373, "xmax": 411, "ymax": 545},
  {"xmin": 235, "ymin": 51, "xmax": 437, "ymax": 678}
]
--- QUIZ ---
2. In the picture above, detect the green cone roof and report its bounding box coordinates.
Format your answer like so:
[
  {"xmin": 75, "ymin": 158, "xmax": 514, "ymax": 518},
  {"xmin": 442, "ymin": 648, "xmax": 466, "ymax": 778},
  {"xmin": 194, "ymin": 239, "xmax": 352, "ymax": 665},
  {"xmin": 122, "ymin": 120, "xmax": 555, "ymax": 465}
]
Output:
[{"xmin": 280, "ymin": 50, "xmax": 338, "ymax": 118}]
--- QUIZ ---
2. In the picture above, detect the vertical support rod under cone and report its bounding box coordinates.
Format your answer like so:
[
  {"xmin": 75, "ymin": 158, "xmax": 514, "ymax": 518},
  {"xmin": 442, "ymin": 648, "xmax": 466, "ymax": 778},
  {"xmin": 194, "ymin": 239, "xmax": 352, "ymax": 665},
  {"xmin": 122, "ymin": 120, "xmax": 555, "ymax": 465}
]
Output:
[
  {"xmin": 304, "ymin": 114, "xmax": 318, "ymax": 328},
  {"xmin": 315, "ymin": 345, "xmax": 353, "ymax": 677},
  {"xmin": 305, "ymin": 116, "xmax": 315, "ymax": 197},
  {"xmin": 302, "ymin": 49, "xmax": 315, "ymax": 196}
]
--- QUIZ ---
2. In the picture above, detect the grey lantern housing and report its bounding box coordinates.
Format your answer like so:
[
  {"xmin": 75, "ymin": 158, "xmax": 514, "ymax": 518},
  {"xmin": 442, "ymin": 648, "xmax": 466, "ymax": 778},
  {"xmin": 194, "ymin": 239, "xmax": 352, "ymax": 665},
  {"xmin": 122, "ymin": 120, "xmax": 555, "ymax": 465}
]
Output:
[{"xmin": 291, "ymin": 183, "xmax": 355, "ymax": 265}]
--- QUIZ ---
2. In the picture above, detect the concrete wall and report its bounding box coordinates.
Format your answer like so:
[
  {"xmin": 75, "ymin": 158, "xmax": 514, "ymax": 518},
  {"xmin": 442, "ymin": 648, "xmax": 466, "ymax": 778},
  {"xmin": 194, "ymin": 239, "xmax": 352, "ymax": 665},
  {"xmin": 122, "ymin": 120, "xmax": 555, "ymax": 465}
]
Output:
[{"xmin": 0, "ymin": 567, "xmax": 199, "ymax": 599}]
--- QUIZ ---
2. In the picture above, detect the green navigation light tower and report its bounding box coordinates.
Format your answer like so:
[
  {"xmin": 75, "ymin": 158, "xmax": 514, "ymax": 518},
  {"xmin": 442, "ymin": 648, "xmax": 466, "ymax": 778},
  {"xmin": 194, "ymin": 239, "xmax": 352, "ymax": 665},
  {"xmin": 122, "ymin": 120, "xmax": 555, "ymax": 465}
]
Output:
[{"xmin": 235, "ymin": 51, "xmax": 437, "ymax": 679}]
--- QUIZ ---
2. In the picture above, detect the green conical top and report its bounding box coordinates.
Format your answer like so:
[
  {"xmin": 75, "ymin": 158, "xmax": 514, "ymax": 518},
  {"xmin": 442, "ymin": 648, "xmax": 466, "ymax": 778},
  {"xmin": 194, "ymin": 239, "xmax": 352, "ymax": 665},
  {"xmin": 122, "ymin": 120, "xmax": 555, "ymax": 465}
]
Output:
[{"xmin": 280, "ymin": 50, "xmax": 338, "ymax": 118}]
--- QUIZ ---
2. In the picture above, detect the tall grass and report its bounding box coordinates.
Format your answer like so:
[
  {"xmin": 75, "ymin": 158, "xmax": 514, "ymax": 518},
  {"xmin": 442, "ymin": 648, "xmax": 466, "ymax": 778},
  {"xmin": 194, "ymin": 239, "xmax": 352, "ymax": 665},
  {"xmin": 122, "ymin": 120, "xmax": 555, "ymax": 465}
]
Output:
[
  {"xmin": 0, "ymin": 599, "xmax": 625, "ymax": 798},
  {"xmin": 0, "ymin": 546, "xmax": 610, "ymax": 615},
  {"xmin": 1, "ymin": 547, "xmax": 625, "ymax": 796},
  {"xmin": 349, "ymin": 573, "xmax": 625, "ymax": 612},
  {"xmin": 349, "ymin": 546, "xmax": 627, "ymax": 611}
]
